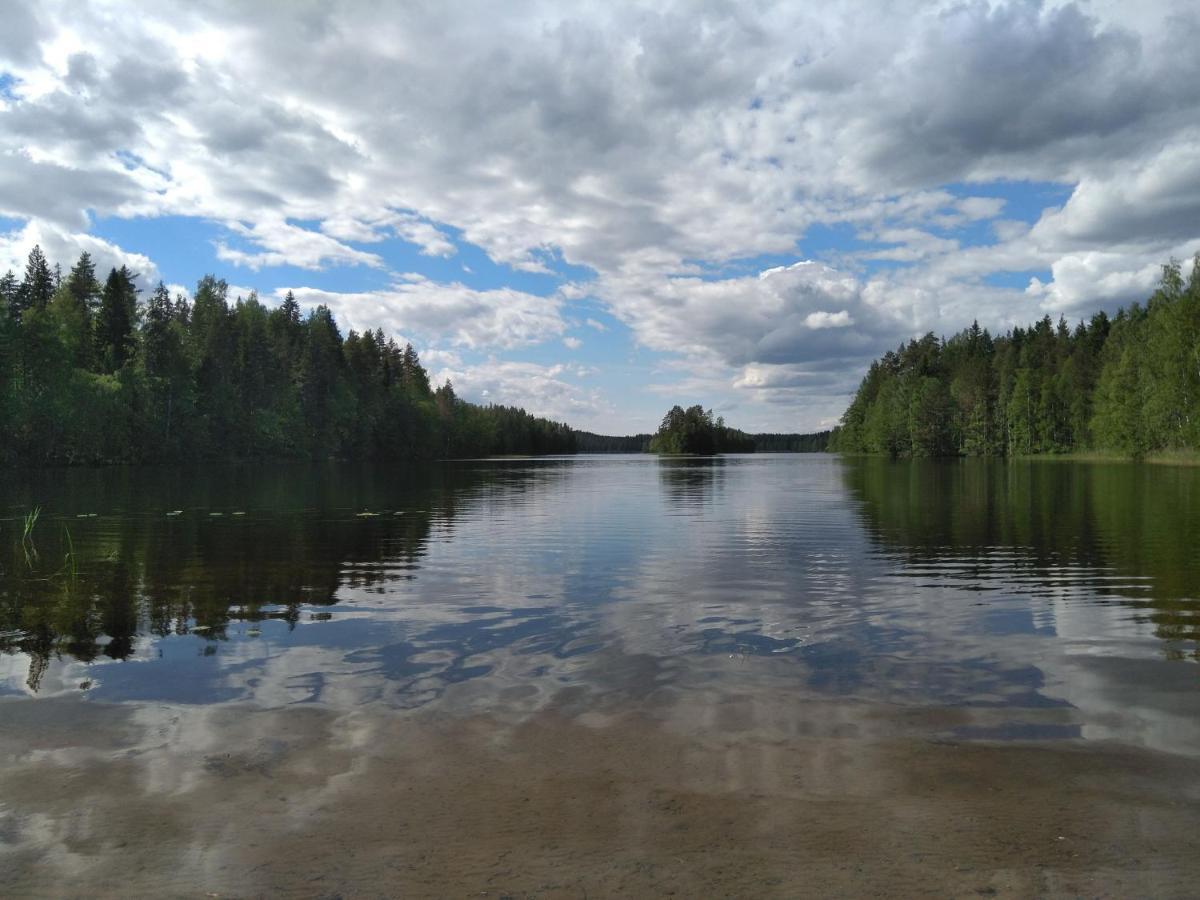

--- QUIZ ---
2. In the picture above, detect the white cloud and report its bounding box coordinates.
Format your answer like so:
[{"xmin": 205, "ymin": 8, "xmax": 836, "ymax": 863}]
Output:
[
  {"xmin": 2, "ymin": 1, "xmax": 1200, "ymax": 429},
  {"xmin": 0, "ymin": 219, "xmax": 160, "ymax": 285},
  {"xmin": 216, "ymin": 219, "xmax": 383, "ymax": 271},
  {"xmin": 275, "ymin": 279, "xmax": 567, "ymax": 350},
  {"xmin": 562, "ymin": 336, "xmax": 582, "ymax": 350},
  {"xmin": 600, "ymin": 260, "xmax": 881, "ymax": 367},
  {"xmin": 433, "ymin": 360, "xmax": 613, "ymax": 426},
  {"xmin": 803, "ymin": 310, "xmax": 853, "ymax": 329}
]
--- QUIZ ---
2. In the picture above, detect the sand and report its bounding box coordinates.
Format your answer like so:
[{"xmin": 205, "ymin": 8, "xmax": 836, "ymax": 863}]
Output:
[{"xmin": 2, "ymin": 694, "xmax": 1199, "ymax": 899}]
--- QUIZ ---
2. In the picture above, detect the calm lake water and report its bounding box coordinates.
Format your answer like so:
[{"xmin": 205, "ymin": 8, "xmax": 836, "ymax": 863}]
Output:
[
  {"xmin": 3, "ymin": 454, "xmax": 1198, "ymax": 735},
  {"xmin": 2, "ymin": 454, "xmax": 1199, "ymax": 896}
]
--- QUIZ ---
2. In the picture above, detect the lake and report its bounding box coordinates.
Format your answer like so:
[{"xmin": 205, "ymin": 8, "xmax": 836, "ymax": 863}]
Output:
[{"xmin": 2, "ymin": 454, "xmax": 1198, "ymax": 897}]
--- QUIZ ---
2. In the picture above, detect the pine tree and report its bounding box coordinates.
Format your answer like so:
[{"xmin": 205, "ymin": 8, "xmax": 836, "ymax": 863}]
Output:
[
  {"xmin": 401, "ymin": 342, "xmax": 431, "ymax": 395},
  {"xmin": 16, "ymin": 245, "xmax": 54, "ymax": 319},
  {"xmin": 95, "ymin": 266, "xmax": 138, "ymax": 372},
  {"xmin": 66, "ymin": 252, "xmax": 101, "ymax": 314},
  {"xmin": 0, "ymin": 270, "xmax": 17, "ymax": 319},
  {"xmin": 142, "ymin": 282, "xmax": 179, "ymax": 378}
]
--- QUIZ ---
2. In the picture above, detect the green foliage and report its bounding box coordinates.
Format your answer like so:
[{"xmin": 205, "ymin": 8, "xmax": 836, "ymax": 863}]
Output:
[
  {"xmin": 571, "ymin": 431, "xmax": 653, "ymax": 453},
  {"xmin": 0, "ymin": 248, "xmax": 576, "ymax": 465},
  {"xmin": 95, "ymin": 265, "xmax": 138, "ymax": 372},
  {"xmin": 748, "ymin": 431, "xmax": 831, "ymax": 452},
  {"xmin": 833, "ymin": 255, "xmax": 1200, "ymax": 459},
  {"xmin": 648, "ymin": 405, "xmax": 755, "ymax": 454},
  {"xmin": 15, "ymin": 244, "xmax": 54, "ymax": 320}
]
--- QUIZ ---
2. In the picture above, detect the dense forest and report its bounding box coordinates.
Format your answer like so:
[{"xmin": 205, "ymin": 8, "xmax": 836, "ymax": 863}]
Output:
[
  {"xmin": 753, "ymin": 431, "xmax": 831, "ymax": 452},
  {"xmin": 576, "ymin": 429, "xmax": 830, "ymax": 453},
  {"xmin": 832, "ymin": 256, "xmax": 1200, "ymax": 459},
  {"xmin": 648, "ymin": 405, "xmax": 756, "ymax": 454},
  {"xmin": 0, "ymin": 246, "xmax": 577, "ymax": 465},
  {"xmin": 574, "ymin": 431, "xmax": 652, "ymax": 453}
]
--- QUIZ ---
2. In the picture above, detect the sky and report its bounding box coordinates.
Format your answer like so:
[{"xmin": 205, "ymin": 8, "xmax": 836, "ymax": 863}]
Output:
[{"xmin": 1, "ymin": 0, "xmax": 1199, "ymax": 434}]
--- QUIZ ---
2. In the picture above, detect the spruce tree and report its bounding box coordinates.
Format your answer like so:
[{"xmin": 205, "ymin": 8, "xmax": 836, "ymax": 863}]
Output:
[
  {"xmin": 0, "ymin": 270, "xmax": 17, "ymax": 319},
  {"xmin": 16, "ymin": 245, "xmax": 54, "ymax": 319},
  {"xmin": 95, "ymin": 266, "xmax": 138, "ymax": 372},
  {"xmin": 65, "ymin": 251, "xmax": 101, "ymax": 314}
]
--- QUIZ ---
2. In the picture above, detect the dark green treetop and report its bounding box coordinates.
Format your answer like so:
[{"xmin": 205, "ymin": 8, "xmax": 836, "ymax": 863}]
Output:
[{"xmin": 648, "ymin": 405, "xmax": 754, "ymax": 454}]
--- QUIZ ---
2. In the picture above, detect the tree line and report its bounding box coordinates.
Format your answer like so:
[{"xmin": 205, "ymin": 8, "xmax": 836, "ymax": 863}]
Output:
[
  {"xmin": 574, "ymin": 431, "xmax": 653, "ymax": 452},
  {"xmin": 753, "ymin": 431, "xmax": 831, "ymax": 452},
  {"xmin": 578, "ymin": 424, "xmax": 830, "ymax": 454},
  {"xmin": 831, "ymin": 256, "xmax": 1200, "ymax": 458},
  {"xmin": 0, "ymin": 246, "xmax": 576, "ymax": 464}
]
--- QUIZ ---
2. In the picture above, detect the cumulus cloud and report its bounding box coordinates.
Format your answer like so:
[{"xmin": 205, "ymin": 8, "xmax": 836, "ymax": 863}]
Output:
[
  {"xmin": 601, "ymin": 261, "xmax": 885, "ymax": 367},
  {"xmin": 0, "ymin": 219, "xmax": 160, "ymax": 285},
  {"xmin": 274, "ymin": 278, "xmax": 567, "ymax": 349},
  {"xmin": 215, "ymin": 219, "xmax": 383, "ymax": 271},
  {"xmin": 1, "ymin": 0, "xmax": 1199, "ymax": 429},
  {"xmin": 432, "ymin": 360, "xmax": 612, "ymax": 426},
  {"xmin": 320, "ymin": 210, "xmax": 456, "ymax": 257},
  {"xmin": 1030, "ymin": 140, "xmax": 1200, "ymax": 249}
]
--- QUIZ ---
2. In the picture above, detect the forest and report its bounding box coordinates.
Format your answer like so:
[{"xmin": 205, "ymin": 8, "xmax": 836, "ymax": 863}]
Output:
[
  {"xmin": 576, "ymin": 428, "xmax": 830, "ymax": 453},
  {"xmin": 0, "ymin": 246, "xmax": 577, "ymax": 465},
  {"xmin": 574, "ymin": 431, "xmax": 652, "ymax": 453},
  {"xmin": 752, "ymin": 431, "xmax": 831, "ymax": 452},
  {"xmin": 648, "ymin": 405, "xmax": 756, "ymax": 454},
  {"xmin": 831, "ymin": 256, "xmax": 1200, "ymax": 459}
]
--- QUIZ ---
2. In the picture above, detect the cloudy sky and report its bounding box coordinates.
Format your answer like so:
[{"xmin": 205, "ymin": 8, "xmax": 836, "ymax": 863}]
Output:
[{"xmin": 2, "ymin": 0, "xmax": 1198, "ymax": 433}]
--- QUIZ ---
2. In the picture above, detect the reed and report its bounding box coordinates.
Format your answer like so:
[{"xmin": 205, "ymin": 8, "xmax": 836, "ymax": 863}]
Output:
[{"xmin": 21, "ymin": 506, "xmax": 40, "ymax": 567}]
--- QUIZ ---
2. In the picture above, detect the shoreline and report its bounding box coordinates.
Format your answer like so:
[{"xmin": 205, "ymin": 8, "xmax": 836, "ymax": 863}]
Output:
[{"xmin": 833, "ymin": 450, "xmax": 1200, "ymax": 467}]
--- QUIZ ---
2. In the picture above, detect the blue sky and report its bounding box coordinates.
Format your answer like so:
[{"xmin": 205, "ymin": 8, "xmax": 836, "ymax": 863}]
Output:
[{"xmin": 2, "ymin": 1, "xmax": 1199, "ymax": 432}]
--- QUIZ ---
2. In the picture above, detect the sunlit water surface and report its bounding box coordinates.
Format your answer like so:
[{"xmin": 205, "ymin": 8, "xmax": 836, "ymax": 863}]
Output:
[{"xmin": 2, "ymin": 454, "xmax": 1198, "ymax": 753}]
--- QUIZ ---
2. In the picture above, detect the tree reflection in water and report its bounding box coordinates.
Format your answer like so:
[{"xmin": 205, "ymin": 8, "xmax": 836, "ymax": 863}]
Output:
[
  {"xmin": 0, "ymin": 462, "xmax": 531, "ymax": 691},
  {"xmin": 841, "ymin": 456, "xmax": 1200, "ymax": 659}
]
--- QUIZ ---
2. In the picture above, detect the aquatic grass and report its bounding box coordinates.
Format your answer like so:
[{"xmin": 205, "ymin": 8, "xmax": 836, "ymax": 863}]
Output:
[
  {"xmin": 60, "ymin": 524, "xmax": 77, "ymax": 582},
  {"xmin": 11, "ymin": 507, "xmax": 79, "ymax": 581},
  {"xmin": 21, "ymin": 506, "xmax": 40, "ymax": 542},
  {"xmin": 21, "ymin": 506, "xmax": 40, "ymax": 568}
]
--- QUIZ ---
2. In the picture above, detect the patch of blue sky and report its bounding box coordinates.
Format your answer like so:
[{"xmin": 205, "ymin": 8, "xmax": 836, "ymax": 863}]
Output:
[
  {"xmin": 402, "ymin": 224, "xmax": 594, "ymax": 296},
  {"xmin": 113, "ymin": 149, "xmax": 169, "ymax": 180},
  {"xmin": 514, "ymin": 328, "xmax": 622, "ymax": 370},
  {"xmin": 678, "ymin": 222, "xmax": 918, "ymax": 282},
  {"xmin": 939, "ymin": 216, "xmax": 996, "ymax": 249},
  {"xmin": 677, "ymin": 251, "xmax": 802, "ymax": 281},
  {"xmin": 90, "ymin": 214, "xmax": 596, "ymax": 300},
  {"xmin": 983, "ymin": 269, "xmax": 1051, "ymax": 290},
  {"xmin": 799, "ymin": 222, "xmax": 875, "ymax": 261},
  {"xmin": 269, "ymin": 219, "xmax": 593, "ymax": 296},
  {"xmin": 943, "ymin": 179, "xmax": 1074, "ymax": 225},
  {"xmin": 90, "ymin": 214, "xmax": 385, "ymax": 295},
  {"xmin": 0, "ymin": 72, "xmax": 19, "ymax": 100},
  {"xmin": 800, "ymin": 223, "xmax": 923, "ymax": 277},
  {"xmin": 564, "ymin": 296, "xmax": 622, "ymax": 332},
  {"xmin": 0, "ymin": 215, "xmax": 24, "ymax": 234}
]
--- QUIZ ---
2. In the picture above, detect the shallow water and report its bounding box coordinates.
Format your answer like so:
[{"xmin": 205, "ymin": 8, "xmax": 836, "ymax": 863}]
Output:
[{"xmin": 2, "ymin": 454, "xmax": 1199, "ymax": 896}]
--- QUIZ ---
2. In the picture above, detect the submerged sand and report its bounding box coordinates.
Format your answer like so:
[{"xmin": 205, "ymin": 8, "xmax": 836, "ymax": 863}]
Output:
[{"xmin": 2, "ymin": 694, "xmax": 1198, "ymax": 899}]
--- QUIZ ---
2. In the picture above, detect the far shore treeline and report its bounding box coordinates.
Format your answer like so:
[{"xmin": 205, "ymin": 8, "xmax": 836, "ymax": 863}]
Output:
[
  {"xmin": 831, "ymin": 256, "xmax": 1200, "ymax": 460},
  {"xmin": 0, "ymin": 246, "xmax": 827, "ymax": 466},
  {"xmin": 0, "ymin": 247, "xmax": 577, "ymax": 464}
]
